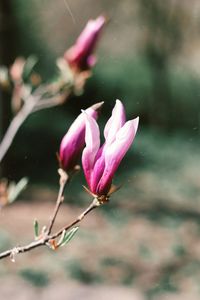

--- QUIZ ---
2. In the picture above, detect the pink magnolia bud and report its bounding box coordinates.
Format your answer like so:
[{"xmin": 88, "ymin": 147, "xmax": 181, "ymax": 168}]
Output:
[
  {"xmin": 64, "ymin": 16, "xmax": 106, "ymax": 72},
  {"xmin": 59, "ymin": 102, "xmax": 103, "ymax": 171},
  {"xmin": 10, "ymin": 57, "xmax": 25, "ymax": 82},
  {"xmin": 82, "ymin": 100, "xmax": 139, "ymax": 199}
]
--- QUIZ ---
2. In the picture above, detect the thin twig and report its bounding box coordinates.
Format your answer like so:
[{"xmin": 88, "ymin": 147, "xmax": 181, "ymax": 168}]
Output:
[
  {"xmin": 51, "ymin": 198, "xmax": 100, "ymax": 240},
  {"xmin": 0, "ymin": 198, "xmax": 100, "ymax": 260},
  {"xmin": 31, "ymin": 92, "xmax": 69, "ymax": 113},
  {"xmin": 0, "ymin": 95, "xmax": 39, "ymax": 163},
  {"xmin": 46, "ymin": 169, "xmax": 69, "ymax": 235},
  {"xmin": 0, "ymin": 86, "xmax": 70, "ymax": 163}
]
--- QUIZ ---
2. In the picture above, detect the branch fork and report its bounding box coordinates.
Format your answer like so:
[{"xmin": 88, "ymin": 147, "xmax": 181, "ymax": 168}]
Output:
[{"xmin": 0, "ymin": 169, "xmax": 103, "ymax": 261}]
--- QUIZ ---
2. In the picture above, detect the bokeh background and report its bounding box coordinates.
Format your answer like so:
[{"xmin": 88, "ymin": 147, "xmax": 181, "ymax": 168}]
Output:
[{"xmin": 1, "ymin": 0, "xmax": 200, "ymax": 299}]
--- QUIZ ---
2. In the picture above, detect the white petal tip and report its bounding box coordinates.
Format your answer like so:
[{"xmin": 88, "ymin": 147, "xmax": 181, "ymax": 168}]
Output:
[
  {"xmin": 91, "ymin": 101, "xmax": 104, "ymax": 111},
  {"xmin": 133, "ymin": 117, "xmax": 139, "ymax": 132},
  {"xmin": 116, "ymin": 99, "xmax": 122, "ymax": 104}
]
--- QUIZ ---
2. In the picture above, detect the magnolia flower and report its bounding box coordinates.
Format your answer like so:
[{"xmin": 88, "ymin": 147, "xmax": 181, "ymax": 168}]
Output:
[
  {"xmin": 82, "ymin": 100, "xmax": 139, "ymax": 202},
  {"xmin": 59, "ymin": 102, "xmax": 103, "ymax": 171},
  {"xmin": 64, "ymin": 16, "xmax": 106, "ymax": 72}
]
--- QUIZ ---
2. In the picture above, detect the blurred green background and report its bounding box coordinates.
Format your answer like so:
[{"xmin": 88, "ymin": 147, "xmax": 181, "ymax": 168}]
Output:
[
  {"xmin": 1, "ymin": 0, "xmax": 200, "ymax": 300},
  {"xmin": 1, "ymin": 0, "xmax": 200, "ymax": 181}
]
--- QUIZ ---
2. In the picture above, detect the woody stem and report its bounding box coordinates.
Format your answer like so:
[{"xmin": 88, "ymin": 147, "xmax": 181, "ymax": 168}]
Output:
[{"xmin": 0, "ymin": 198, "xmax": 100, "ymax": 260}]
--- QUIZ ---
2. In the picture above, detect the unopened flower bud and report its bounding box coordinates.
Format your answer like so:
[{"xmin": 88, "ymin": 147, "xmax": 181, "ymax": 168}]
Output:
[
  {"xmin": 59, "ymin": 101, "xmax": 104, "ymax": 171},
  {"xmin": 64, "ymin": 16, "xmax": 106, "ymax": 72},
  {"xmin": 82, "ymin": 100, "xmax": 139, "ymax": 201},
  {"xmin": 10, "ymin": 57, "xmax": 25, "ymax": 83}
]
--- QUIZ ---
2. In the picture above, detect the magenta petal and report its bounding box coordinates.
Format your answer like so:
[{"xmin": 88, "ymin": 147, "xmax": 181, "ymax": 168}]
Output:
[
  {"xmin": 90, "ymin": 151, "xmax": 105, "ymax": 194},
  {"xmin": 97, "ymin": 117, "xmax": 139, "ymax": 195},
  {"xmin": 87, "ymin": 54, "xmax": 97, "ymax": 68},
  {"xmin": 59, "ymin": 104, "xmax": 101, "ymax": 171},
  {"xmin": 65, "ymin": 16, "xmax": 105, "ymax": 70},
  {"xmin": 60, "ymin": 114, "xmax": 85, "ymax": 170},
  {"xmin": 104, "ymin": 100, "xmax": 126, "ymax": 145},
  {"xmin": 82, "ymin": 112, "xmax": 100, "ymax": 189},
  {"xmin": 77, "ymin": 16, "xmax": 105, "ymax": 50}
]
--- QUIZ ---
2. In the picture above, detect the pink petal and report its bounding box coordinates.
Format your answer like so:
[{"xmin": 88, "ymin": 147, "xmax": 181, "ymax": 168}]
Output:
[
  {"xmin": 65, "ymin": 16, "xmax": 105, "ymax": 70},
  {"xmin": 90, "ymin": 151, "xmax": 105, "ymax": 194},
  {"xmin": 87, "ymin": 54, "xmax": 97, "ymax": 68},
  {"xmin": 10, "ymin": 57, "xmax": 25, "ymax": 82},
  {"xmin": 77, "ymin": 16, "xmax": 105, "ymax": 49},
  {"xmin": 97, "ymin": 117, "xmax": 139, "ymax": 195},
  {"xmin": 59, "ymin": 114, "xmax": 85, "ymax": 169},
  {"xmin": 59, "ymin": 103, "xmax": 102, "ymax": 170},
  {"xmin": 104, "ymin": 99, "xmax": 126, "ymax": 145},
  {"xmin": 82, "ymin": 112, "xmax": 100, "ymax": 189}
]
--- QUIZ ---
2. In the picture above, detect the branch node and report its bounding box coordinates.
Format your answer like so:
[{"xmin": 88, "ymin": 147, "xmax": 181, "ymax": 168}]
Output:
[
  {"xmin": 10, "ymin": 247, "xmax": 19, "ymax": 262},
  {"xmin": 58, "ymin": 168, "xmax": 68, "ymax": 185}
]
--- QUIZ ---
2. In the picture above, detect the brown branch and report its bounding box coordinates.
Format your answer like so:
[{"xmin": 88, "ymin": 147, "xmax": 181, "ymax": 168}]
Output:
[{"xmin": 0, "ymin": 197, "xmax": 100, "ymax": 260}]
